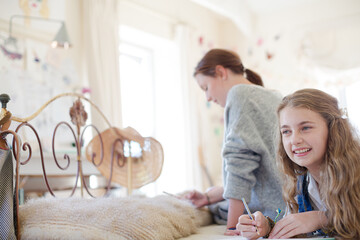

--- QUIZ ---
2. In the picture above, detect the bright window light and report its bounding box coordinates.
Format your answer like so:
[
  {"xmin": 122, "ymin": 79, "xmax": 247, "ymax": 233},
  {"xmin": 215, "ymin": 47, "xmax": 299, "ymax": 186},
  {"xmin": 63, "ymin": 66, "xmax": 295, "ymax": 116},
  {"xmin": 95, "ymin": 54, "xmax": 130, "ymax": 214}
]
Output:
[
  {"xmin": 119, "ymin": 25, "xmax": 188, "ymax": 197},
  {"xmin": 89, "ymin": 175, "xmax": 99, "ymax": 189},
  {"xmin": 119, "ymin": 43, "xmax": 154, "ymax": 136}
]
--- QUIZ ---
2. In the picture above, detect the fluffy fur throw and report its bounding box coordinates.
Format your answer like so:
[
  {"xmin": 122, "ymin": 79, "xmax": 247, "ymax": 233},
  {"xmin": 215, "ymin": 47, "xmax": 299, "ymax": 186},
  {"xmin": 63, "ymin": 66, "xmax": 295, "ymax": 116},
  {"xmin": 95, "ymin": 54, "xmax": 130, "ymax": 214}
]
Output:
[{"xmin": 19, "ymin": 195, "xmax": 212, "ymax": 240}]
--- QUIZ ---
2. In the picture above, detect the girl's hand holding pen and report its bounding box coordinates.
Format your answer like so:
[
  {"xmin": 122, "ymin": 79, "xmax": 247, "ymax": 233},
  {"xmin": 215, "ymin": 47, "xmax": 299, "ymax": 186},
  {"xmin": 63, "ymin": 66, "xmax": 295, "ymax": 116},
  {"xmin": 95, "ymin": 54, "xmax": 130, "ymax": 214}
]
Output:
[{"xmin": 236, "ymin": 211, "xmax": 270, "ymax": 239}]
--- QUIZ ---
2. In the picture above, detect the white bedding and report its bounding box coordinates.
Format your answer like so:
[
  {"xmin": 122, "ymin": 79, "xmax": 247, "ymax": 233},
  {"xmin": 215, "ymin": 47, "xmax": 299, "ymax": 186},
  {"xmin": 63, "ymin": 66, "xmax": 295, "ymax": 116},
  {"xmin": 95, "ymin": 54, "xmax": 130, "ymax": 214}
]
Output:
[
  {"xmin": 17, "ymin": 187, "xmax": 333, "ymax": 240},
  {"xmin": 19, "ymin": 195, "xmax": 213, "ymax": 240},
  {"xmin": 180, "ymin": 225, "xmax": 242, "ymax": 240},
  {"xmin": 180, "ymin": 225, "xmax": 336, "ymax": 240}
]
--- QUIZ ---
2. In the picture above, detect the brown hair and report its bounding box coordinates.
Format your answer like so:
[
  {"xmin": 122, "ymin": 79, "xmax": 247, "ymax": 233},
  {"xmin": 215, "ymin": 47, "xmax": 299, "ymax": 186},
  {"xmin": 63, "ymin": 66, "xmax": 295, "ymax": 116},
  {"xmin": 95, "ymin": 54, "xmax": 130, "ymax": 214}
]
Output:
[
  {"xmin": 193, "ymin": 49, "xmax": 264, "ymax": 86},
  {"xmin": 277, "ymin": 88, "xmax": 360, "ymax": 239}
]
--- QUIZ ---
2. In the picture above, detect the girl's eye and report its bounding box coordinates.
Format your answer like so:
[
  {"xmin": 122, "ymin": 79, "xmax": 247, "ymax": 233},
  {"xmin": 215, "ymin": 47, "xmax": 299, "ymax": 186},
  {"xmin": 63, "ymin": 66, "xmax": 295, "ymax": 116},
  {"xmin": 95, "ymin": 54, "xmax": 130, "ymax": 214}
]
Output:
[
  {"xmin": 302, "ymin": 126, "xmax": 311, "ymax": 131},
  {"xmin": 281, "ymin": 130, "xmax": 290, "ymax": 135}
]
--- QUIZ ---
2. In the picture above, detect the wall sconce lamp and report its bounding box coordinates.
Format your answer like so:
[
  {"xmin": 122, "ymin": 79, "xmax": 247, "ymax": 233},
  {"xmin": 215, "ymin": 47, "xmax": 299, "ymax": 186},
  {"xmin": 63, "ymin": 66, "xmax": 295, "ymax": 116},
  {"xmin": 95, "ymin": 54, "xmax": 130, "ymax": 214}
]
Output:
[{"xmin": 0, "ymin": 15, "xmax": 72, "ymax": 60}]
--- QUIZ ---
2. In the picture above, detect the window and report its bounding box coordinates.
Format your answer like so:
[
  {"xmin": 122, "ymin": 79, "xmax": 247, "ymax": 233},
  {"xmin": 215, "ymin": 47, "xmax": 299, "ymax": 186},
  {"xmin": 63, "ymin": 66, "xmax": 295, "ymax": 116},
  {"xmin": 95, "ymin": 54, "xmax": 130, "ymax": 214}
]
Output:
[
  {"xmin": 119, "ymin": 42, "xmax": 155, "ymax": 136},
  {"xmin": 119, "ymin": 26, "xmax": 188, "ymax": 196}
]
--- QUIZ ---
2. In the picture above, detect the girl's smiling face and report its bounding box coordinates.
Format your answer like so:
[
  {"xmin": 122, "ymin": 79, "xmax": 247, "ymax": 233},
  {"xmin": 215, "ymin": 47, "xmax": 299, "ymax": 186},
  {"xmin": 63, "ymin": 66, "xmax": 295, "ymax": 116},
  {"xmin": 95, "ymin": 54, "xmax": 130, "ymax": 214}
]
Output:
[{"xmin": 279, "ymin": 106, "xmax": 329, "ymax": 175}]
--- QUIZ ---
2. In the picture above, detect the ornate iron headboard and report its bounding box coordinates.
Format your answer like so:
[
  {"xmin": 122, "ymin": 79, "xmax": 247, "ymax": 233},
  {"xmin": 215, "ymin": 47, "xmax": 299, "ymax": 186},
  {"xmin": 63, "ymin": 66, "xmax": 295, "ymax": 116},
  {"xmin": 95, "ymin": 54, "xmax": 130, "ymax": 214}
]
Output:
[{"xmin": 0, "ymin": 93, "xmax": 125, "ymax": 239}]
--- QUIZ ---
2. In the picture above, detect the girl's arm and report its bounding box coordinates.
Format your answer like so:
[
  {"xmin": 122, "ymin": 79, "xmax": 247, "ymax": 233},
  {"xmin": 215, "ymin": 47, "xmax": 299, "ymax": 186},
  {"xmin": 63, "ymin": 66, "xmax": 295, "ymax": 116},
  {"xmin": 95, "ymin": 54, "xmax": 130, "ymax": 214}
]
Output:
[
  {"xmin": 206, "ymin": 186, "xmax": 225, "ymax": 204},
  {"xmin": 269, "ymin": 211, "xmax": 328, "ymax": 239},
  {"xmin": 224, "ymin": 198, "xmax": 244, "ymax": 236}
]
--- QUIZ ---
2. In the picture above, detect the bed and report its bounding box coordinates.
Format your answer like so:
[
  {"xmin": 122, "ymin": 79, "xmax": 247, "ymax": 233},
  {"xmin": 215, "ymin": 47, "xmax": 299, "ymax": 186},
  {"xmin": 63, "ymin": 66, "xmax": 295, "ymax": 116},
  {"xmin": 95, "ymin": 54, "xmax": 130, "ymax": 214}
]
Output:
[{"xmin": 0, "ymin": 93, "xmax": 232, "ymax": 240}]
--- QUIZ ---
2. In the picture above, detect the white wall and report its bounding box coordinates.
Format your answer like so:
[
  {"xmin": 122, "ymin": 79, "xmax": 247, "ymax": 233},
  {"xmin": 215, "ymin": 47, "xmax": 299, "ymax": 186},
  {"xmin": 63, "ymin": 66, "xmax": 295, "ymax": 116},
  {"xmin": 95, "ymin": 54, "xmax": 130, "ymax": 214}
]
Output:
[
  {"xmin": 118, "ymin": 0, "xmax": 227, "ymax": 42},
  {"xmin": 0, "ymin": 0, "xmax": 81, "ymax": 123},
  {"xmin": 238, "ymin": 0, "xmax": 360, "ymax": 95}
]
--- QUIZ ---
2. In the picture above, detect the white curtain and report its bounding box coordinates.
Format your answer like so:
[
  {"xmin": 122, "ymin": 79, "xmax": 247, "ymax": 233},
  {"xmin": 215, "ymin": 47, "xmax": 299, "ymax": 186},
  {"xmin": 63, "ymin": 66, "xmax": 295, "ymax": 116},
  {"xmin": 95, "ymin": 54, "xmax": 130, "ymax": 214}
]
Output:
[
  {"xmin": 82, "ymin": 0, "xmax": 122, "ymax": 129},
  {"xmin": 175, "ymin": 24, "xmax": 225, "ymax": 191},
  {"xmin": 175, "ymin": 24, "xmax": 204, "ymax": 191}
]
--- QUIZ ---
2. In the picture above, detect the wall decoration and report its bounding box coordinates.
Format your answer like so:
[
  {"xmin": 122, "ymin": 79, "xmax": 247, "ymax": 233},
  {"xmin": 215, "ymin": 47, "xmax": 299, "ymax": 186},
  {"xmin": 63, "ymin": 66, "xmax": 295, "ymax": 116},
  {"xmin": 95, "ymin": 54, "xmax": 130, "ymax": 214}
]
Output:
[
  {"xmin": 198, "ymin": 36, "xmax": 203, "ymax": 45},
  {"xmin": 266, "ymin": 51, "xmax": 273, "ymax": 60},
  {"xmin": 0, "ymin": 36, "xmax": 80, "ymax": 152},
  {"xmin": 206, "ymin": 101, "xmax": 211, "ymax": 108},
  {"xmin": 0, "ymin": 31, "xmax": 24, "ymax": 61},
  {"xmin": 0, "ymin": 31, "xmax": 24, "ymax": 66},
  {"xmin": 0, "ymin": 45, "xmax": 23, "ymax": 60},
  {"xmin": 247, "ymin": 47, "xmax": 253, "ymax": 56},
  {"xmin": 214, "ymin": 127, "xmax": 220, "ymax": 136},
  {"xmin": 20, "ymin": 0, "xmax": 49, "ymax": 24}
]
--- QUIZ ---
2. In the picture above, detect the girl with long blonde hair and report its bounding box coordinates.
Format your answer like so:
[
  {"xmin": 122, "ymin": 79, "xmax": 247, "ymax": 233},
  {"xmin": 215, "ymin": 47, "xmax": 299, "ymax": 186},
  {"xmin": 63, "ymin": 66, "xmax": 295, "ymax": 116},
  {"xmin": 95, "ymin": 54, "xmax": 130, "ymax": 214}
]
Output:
[{"xmin": 237, "ymin": 88, "xmax": 360, "ymax": 239}]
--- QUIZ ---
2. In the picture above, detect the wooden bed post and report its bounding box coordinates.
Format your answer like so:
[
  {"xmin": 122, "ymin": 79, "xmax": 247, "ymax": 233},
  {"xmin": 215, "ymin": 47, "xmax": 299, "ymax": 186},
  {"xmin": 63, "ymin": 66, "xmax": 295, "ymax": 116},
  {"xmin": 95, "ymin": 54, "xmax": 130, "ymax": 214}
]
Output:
[
  {"xmin": 127, "ymin": 157, "xmax": 132, "ymax": 196},
  {"xmin": 74, "ymin": 106, "xmax": 84, "ymax": 197}
]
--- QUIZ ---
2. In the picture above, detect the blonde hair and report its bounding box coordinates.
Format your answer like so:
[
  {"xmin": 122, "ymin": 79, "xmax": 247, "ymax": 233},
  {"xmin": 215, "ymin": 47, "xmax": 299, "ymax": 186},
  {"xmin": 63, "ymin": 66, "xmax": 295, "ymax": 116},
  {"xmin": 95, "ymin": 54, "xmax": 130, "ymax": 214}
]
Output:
[{"xmin": 277, "ymin": 88, "xmax": 360, "ymax": 239}]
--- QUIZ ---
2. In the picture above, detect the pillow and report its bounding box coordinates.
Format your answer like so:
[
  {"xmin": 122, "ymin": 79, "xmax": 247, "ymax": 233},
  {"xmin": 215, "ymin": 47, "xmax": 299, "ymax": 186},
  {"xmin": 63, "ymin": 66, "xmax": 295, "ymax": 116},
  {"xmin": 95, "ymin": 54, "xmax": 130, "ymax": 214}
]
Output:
[{"xmin": 19, "ymin": 195, "xmax": 212, "ymax": 240}]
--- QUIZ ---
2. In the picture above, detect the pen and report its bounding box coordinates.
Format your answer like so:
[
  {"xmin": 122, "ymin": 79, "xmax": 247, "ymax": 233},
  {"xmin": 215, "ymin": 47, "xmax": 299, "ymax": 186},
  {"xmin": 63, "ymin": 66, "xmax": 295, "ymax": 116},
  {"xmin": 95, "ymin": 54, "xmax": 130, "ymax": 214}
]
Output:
[
  {"xmin": 163, "ymin": 191, "xmax": 177, "ymax": 198},
  {"xmin": 241, "ymin": 197, "xmax": 260, "ymax": 235},
  {"xmin": 275, "ymin": 208, "xmax": 282, "ymax": 223}
]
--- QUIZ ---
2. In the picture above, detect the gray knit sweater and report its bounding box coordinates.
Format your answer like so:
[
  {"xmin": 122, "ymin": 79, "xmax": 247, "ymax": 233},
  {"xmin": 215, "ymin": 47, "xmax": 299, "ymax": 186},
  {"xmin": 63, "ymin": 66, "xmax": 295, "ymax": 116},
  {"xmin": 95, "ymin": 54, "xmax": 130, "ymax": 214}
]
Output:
[{"xmin": 222, "ymin": 84, "xmax": 285, "ymax": 219}]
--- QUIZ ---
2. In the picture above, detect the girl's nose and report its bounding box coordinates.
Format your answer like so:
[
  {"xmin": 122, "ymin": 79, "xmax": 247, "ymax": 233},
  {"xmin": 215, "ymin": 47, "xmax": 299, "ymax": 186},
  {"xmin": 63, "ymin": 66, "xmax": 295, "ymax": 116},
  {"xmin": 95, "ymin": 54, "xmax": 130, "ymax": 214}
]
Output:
[{"xmin": 290, "ymin": 132, "xmax": 303, "ymax": 145}]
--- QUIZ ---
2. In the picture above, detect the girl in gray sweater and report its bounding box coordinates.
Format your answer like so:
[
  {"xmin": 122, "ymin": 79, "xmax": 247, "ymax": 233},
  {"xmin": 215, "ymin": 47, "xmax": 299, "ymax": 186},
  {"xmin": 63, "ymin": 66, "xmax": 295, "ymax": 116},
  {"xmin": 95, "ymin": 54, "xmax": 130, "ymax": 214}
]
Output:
[{"xmin": 185, "ymin": 49, "xmax": 285, "ymax": 236}]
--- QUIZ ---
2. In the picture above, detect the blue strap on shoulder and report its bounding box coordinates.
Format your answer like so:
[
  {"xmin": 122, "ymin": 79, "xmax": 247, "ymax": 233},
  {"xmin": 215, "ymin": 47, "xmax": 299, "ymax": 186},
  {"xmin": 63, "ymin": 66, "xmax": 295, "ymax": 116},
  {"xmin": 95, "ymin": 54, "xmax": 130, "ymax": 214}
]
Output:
[
  {"xmin": 296, "ymin": 173, "xmax": 327, "ymax": 237},
  {"xmin": 297, "ymin": 174, "xmax": 312, "ymax": 212}
]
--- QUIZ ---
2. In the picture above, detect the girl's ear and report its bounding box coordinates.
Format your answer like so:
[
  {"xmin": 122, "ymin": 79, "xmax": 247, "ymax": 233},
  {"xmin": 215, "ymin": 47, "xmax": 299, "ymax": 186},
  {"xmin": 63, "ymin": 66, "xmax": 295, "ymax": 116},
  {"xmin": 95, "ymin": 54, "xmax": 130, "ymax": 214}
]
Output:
[{"xmin": 215, "ymin": 65, "xmax": 227, "ymax": 80}]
